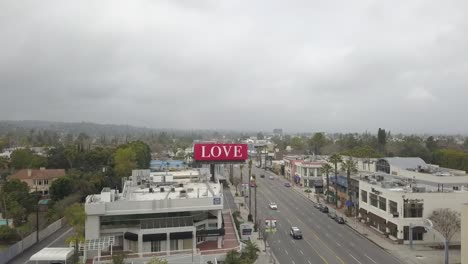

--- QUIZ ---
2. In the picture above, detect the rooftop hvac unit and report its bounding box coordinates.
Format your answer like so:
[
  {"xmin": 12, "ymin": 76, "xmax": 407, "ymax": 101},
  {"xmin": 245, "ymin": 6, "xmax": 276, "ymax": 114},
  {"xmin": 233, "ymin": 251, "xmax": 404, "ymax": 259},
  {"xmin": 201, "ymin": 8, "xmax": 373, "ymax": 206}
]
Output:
[
  {"xmin": 187, "ymin": 188, "xmax": 194, "ymax": 192},
  {"xmin": 412, "ymin": 186, "xmax": 426, "ymax": 193},
  {"xmin": 171, "ymin": 188, "xmax": 175, "ymax": 192},
  {"xmin": 369, "ymin": 179, "xmax": 377, "ymax": 185},
  {"xmin": 160, "ymin": 187, "xmax": 165, "ymax": 193}
]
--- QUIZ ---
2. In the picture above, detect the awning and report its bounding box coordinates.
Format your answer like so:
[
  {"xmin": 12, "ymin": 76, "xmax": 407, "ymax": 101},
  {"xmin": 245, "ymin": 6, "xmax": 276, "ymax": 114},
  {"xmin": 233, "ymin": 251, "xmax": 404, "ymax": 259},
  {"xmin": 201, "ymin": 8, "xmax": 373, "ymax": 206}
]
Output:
[
  {"xmin": 143, "ymin": 233, "xmax": 167, "ymax": 242},
  {"xmin": 170, "ymin": 231, "xmax": 193, "ymax": 240},
  {"xmin": 30, "ymin": 247, "xmax": 74, "ymax": 261}
]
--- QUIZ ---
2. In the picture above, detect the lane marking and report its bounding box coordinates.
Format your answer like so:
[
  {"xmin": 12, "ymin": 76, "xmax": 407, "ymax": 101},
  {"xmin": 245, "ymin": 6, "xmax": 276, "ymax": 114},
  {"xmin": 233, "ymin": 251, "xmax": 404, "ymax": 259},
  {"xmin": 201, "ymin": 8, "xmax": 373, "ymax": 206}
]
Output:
[
  {"xmin": 292, "ymin": 261, "xmax": 296, "ymax": 264},
  {"xmin": 291, "ymin": 239, "xmax": 295, "ymax": 244},
  {"xmin": 336, "ymin": 242, "xmax": 341, "ymax": 247},
  {"xmin": 285, "ymin": 249, "xmax": 289, "ymax": 255},
  {"xmin": 300, "ymin": 250, "xmax": 304, "ymax": 255},
  {"xmin": 349, "ymin": 254, "xmax": 363, "ymax": 264},
  {"xmin": 308, "ymin": 261, "xmax": 312, "ymax": 264},
  {"xmin": 365, "ymin": 254, "xmax": 377, "ymax": 264}
]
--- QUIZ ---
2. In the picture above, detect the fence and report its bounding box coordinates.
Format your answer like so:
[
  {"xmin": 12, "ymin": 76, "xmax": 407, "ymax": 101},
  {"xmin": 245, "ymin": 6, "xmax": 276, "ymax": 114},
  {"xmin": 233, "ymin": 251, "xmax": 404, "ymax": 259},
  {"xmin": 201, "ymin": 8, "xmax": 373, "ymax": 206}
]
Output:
[{"xmin": 0, "ymin": 218, "xmax": 65, "ymax": 264}]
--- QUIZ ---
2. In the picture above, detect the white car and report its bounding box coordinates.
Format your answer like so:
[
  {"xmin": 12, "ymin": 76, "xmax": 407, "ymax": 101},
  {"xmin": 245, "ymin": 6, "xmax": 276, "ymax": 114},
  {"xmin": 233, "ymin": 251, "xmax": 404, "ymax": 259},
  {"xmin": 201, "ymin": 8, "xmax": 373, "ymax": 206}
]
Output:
[
  {"xmin": 269, "ymin": 175, "xmax": 274, "ymax": 180},
  {"xmin": 269, "ymin": 202, "xmax": 278, "ymax": 210}
]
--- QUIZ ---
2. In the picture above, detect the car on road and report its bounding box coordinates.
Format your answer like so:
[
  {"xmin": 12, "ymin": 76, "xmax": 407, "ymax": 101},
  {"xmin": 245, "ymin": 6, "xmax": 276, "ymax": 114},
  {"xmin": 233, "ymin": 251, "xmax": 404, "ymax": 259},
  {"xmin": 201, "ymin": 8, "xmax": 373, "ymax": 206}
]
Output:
[
  {"xmin": 321, "ymin": 206, "xmax": 329, "ymax": 213},
  {"xmin": 284, "ymin": 182, "xmax": 291, "ymax": 187},
  {"xmin": 335, "ymin": 216, "xmax": 345, "ymax": 224},
  {"xmin": 260, "ymin": 174, "xmax": 265, "ymax": 178},
  {"xmin": 290, "ymin": 227, "xmax": 303, "ymax": 239},
  {"xmin": 328, "ymin": 211, "xmax": 337, "ymax": 219},
  {"xmin": 314, "ymin": 203, "xmax": 323, "ymax": 209},
  {"xmin": 269, "ymin": 202, "xmax": 278, "ymax": 210},
  {"xmin": 269, "ymin": 175, "xmax": 274, "ymax": 180}
]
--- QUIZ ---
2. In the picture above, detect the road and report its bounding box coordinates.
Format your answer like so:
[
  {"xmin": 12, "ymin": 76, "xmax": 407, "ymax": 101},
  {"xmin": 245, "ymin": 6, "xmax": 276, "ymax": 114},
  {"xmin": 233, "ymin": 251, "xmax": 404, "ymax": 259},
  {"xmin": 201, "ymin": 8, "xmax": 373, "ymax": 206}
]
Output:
[
  {"xmin": 8, "ymin": 225, "xmax": 73, "ymax": 264},
  {"xmin": 234, "ymin": 164, "xmax": 403, "ymax": 264}
]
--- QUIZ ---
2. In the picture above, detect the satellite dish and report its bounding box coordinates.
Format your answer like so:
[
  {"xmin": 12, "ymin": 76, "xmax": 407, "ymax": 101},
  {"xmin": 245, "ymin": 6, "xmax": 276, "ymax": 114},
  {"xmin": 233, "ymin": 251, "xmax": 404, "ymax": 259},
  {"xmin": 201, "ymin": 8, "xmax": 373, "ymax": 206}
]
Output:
[{"xmin": 423, "ymin": 219, "xmax": 433, "ymax": 231}]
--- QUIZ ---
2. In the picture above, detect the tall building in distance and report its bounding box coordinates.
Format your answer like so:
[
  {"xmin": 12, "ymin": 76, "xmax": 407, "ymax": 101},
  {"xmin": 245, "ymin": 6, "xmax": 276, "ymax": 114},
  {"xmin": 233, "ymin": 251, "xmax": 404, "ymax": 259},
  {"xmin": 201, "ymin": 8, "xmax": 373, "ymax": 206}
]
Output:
[{"xmin": 273, "ymin": 128, "xmax": 283, "ymax": 137}]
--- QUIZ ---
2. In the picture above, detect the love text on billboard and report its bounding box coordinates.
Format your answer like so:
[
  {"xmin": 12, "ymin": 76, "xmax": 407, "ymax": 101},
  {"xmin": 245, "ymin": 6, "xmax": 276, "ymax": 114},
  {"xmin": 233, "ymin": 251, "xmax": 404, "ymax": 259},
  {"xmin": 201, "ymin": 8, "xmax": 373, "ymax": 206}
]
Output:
[{"xmin": 194, "ymin": 143, "xmax": 248, "ymax": 161}]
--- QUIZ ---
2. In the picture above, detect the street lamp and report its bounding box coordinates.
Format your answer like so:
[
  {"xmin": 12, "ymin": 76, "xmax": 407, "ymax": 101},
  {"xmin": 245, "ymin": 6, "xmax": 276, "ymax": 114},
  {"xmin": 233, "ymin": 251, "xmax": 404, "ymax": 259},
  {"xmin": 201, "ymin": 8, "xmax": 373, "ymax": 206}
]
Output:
[{"xmin": 424, "ymin": 219, "xmax": 449, "ymax": 264}]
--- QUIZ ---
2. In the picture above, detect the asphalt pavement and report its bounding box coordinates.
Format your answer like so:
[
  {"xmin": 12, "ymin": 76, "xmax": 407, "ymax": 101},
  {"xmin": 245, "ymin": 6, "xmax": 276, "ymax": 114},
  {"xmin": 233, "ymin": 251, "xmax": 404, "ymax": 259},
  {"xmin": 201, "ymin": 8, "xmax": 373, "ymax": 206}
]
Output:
[
  {"xmin": 234, "ymin": 164, "xmax": 404, "ymax": 264},
  {"xmin": 8, "ymin": 225, "xmax": 74, "ymax": 264}
]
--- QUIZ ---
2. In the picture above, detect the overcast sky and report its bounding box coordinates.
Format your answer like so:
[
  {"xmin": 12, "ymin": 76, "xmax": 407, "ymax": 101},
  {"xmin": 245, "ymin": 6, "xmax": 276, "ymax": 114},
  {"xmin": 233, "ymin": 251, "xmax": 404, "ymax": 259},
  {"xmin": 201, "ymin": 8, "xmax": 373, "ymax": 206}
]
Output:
[{"xmin": 1, "ymin": 1, "xmax": 468, "ymax": 134}]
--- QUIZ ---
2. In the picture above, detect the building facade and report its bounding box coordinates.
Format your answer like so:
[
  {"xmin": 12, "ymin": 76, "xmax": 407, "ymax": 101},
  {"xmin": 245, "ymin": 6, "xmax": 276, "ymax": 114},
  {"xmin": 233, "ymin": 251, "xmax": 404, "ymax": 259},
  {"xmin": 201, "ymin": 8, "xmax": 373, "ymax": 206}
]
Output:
[
  {"xmin": 359, "ymin": 173, "xmax": 468, "ymax": 244},
  {"xmin": 85, "ymin": 169, "xmax": 239, "ymax": 261}
]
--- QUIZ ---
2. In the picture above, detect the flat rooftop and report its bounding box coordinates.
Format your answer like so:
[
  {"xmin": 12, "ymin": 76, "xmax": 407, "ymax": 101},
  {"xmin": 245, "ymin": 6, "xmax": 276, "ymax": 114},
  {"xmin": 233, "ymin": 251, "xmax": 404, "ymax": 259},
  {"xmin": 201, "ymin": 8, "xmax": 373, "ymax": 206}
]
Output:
[
  {"xmin": 126, "ymin": 181, "xmax": 220, "ymax": 201},
  {"xmin": 360, "ymin": 172, "xmax": 468, "ymax": 193}
]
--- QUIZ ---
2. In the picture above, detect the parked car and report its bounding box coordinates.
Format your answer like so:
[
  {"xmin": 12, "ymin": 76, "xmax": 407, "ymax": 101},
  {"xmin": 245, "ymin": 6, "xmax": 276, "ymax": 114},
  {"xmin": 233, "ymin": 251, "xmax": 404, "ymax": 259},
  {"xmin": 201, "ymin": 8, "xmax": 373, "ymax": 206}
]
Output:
[
  {"xmin": 290, "ymin": 227, "xmax": 303, "ymax": 239},
  {"xmin": 269, "ymin": 202, "xmax": 278, "ymax": 210},
  {"xmin": 335, "ymin": 216, "xmax": 345, "ymax": 224},
  {"xmin": 314, "ymin": 203, "xmax": 323, "ymax": 209},
  {"xmin": 260, "ymin": 174, "xmax": 265, "ymax": 178},
  {"xmin": 328, "ymin": 211, "xmax": 337, "ymax": 219},
  {"xmin": 284, "ymin": 182, "xmax": 291, "ymax": 187},
  {"xmin": 269, "ymin": 175, "xmax": 274, "ymax": 180},
  {"xmin": 321, "ymin": 206, "xmax": 329, "ymax": 213}
]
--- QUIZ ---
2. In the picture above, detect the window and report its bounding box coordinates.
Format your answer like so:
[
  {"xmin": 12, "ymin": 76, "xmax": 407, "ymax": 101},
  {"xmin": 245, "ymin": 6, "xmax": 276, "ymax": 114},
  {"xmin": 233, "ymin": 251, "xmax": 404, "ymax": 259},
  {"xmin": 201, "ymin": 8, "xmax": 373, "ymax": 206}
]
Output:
[
  {"xmin": 38, "ymin": 180, "xmax": 43, "ymax": 185},
  {"xmin": 33, "ymin": 180, "xmax": 37, "ymax": 185},
  {"xmin": 361, "ymin": 190, "xmax": 367, "ymax": 203},
  {"xmin": 151, "ymin": 241, "xmax": 161, "ymax": 252},
  {"xmin": 44, "ymin": 179, "xmax": 48, "ymax": 185},
  {"xmin": 170, "ymin": 239, "xmax": 179, "ymax": 250},
  {"xmin": 403, "ymin": 226, "xmax": 424, "ymax": 240},
  {"xmin": 403, "ymin": 201, "xmax": 424, "ymax": 218},
  {"xmin": 389, "ymin": 200, "xmax": 398, "ymax": 216},
  {"xmin": 370, "ymin": 193, "xmax": 378, "ymax": 207},
  {"xmin": 379, "ymin": 197, "xmax": 386, "ymax": 211}
]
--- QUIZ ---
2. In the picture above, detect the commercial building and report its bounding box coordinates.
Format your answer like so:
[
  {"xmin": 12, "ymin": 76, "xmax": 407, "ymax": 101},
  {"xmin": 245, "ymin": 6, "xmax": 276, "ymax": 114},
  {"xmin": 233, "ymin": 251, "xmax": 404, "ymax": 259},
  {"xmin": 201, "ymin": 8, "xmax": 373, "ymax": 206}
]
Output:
[
  {"xmin": 462, "ymin": 204, "xmax": 468, "ymax": 264},
  {"xmin": 9, "ymin": 168, "xmax": 66, "ymax": 195},
  {"xmin": 283, "ymin": 156, "xmax": 327, "ymax": 186},
  {"xmin": 358, "ymin": 172, "xmax": 468, "ymax": 244},
  {"xmin": 84, "ymin": 169, "xmax": 239, "ymax": 263}
]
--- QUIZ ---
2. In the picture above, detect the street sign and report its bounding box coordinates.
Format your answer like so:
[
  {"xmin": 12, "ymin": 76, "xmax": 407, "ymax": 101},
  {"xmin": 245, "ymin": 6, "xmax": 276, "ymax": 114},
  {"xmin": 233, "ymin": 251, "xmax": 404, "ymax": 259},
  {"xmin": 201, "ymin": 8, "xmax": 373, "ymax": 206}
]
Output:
[{"xmin": 213, "ymin": 197, "xmax": 221, "ymax": 205}]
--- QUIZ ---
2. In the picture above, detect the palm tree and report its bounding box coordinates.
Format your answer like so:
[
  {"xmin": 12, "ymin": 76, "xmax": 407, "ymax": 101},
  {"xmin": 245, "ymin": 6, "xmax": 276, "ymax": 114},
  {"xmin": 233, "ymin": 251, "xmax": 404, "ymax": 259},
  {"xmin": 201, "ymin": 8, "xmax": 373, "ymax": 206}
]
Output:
[
  {"xmin": 329, "ymin": 154, "xmax": 342, "ymax": 208},
  {"xmin": 225, "ymin": 249, "xmax": 241, "ymax": 264},
  {"xmin": 320, "ymin": 163, "xmax": 333, "ymax": 203},
  {"xmin": 341, "ymin": 157, "xmax": 358, "ymax": 215},
  {"xmin": 243, "ymin": 240, "xmax": 260, "ymax": 261}
]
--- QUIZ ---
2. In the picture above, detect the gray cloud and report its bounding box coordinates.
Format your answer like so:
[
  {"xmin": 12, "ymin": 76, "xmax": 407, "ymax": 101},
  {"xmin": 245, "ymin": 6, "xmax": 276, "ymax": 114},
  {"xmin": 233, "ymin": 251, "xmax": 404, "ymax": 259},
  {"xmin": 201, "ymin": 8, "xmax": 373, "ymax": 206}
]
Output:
[{"xmin": 1, "ymin": 0, "xmax": 468, "ymax": 133}]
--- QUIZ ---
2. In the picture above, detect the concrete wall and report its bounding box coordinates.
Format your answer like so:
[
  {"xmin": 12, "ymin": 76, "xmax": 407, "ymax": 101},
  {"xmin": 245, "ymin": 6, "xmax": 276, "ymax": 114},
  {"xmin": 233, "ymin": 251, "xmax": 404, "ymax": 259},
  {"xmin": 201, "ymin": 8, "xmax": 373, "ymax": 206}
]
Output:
[{"xmin": 462, "ymin": 204, "xmax": 468, "ymax": 264}]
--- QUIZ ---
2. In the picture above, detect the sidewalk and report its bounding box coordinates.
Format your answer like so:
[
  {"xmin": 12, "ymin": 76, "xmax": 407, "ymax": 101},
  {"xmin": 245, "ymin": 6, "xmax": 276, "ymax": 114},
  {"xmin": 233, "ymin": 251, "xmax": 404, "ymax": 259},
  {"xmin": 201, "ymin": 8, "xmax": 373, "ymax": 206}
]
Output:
[
  {"xmin": 227, "ymin": 184, "xmax": 279, "ymax": 264},
  {"xmin": 290, "ymin": 183, "xmax": 461, "ymax": 264}
]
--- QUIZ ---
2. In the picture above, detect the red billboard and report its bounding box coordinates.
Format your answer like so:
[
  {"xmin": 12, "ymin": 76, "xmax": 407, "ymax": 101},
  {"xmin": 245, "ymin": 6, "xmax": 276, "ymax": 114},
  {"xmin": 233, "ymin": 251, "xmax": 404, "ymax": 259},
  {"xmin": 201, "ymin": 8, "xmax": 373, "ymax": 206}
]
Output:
[{"xmin": 194, "ymin": 143, "xmax": 248, "ymax": 161}]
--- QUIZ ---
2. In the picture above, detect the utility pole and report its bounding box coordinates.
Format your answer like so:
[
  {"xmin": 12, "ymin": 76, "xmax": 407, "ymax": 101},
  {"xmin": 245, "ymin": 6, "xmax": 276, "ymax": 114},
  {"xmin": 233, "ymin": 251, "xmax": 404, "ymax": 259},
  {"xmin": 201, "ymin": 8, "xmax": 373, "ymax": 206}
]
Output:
[
  {"xmin": 2, "ymin": 197, "xmax": 8, "ymax": 226},
  {"xmin": 36, "ymin": 185, "xmax": 39, "ymax": 243},
  {"xmin": 254, "ymin": 182, "xmax": 258, "ymax": 227},
  {"xmin": 248, "ymin": 159, "xmax": 253, "ymax": 222}
]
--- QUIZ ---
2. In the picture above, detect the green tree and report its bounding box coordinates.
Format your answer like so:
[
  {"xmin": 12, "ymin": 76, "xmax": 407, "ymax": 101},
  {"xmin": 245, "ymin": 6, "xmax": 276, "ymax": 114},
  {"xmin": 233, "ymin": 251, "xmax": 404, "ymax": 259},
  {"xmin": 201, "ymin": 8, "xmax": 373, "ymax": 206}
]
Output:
[
  {"xmin": 10, "ymin": 149, "xmax": 34, "ymax": 169},
  {"xmin": 291, "ymin": 136, "xmax": 305, "ymax": 151},
  {"xmin": 0, "ymin": 156, "xmax": 8, "ymax": 169},
  {"xmin": 113, "ymin": 147, "xmax": 137, "ymax": 178},
  {"xmin": 377, "ymin": 128, "xmax": 387, "ymax": 149},
  {"xmin": 50, "ymin": 177, "xmax": 74, "ymax": 201},
  {"xmin": 341, "ymin": 158, "xmax": 358, "ymax": 215},
  {"xmin": 65, "ymin": 203, "xmax": 85, "ymax": 263},
  {"xmin": 329, "ymin": 154, "xmax": 342, "ymax": 207},
  {"xmin": 309, "ymin": 132, "xmax": 327, "ymax": 155},
  {"xmin": 320, "ymin": 163, "xmax": 333, "ymax": 203},
  {"xmin": 225, "ymin": 250, "xmax": 241, "ymax": 264},
  {"xmin": 425, "ymin": 136, "xmax": 438, "ymax": 152},
  {"xmin": 0, "ymin": 225, "xmax": 20, "ymax": 243},
  {"xmin": 242, "ymin": 240, "xmax": 260, "ymax": 261},
  {"xmin": 0, "ymin": 179, "xmax": 32, "ymax": 214},
  {"xmin": 46, "ymin": 146, "xmax": 70, "ymax": 169}
]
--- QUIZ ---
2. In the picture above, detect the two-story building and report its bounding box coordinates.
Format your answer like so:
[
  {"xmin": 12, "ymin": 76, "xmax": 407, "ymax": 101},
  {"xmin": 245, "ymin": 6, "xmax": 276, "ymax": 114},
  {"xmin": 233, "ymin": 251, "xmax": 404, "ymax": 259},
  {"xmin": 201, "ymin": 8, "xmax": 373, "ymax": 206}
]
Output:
[
  {"xmin": 359, "ymin": 172, "xmax": 468, "ymax": 245},
  {"xmin": 9, "ymin": 168, "xmax": 66, "ymax": 195},
  {"xmin": 84, "ymin": 169, "xmax": 240, "ymax": 263}
]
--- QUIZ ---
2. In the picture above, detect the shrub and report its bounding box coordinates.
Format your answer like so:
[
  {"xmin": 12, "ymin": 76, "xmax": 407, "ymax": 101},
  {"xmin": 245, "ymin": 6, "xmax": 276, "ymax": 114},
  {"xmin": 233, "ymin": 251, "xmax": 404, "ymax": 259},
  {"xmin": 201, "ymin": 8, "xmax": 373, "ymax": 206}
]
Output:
[{"xmin": 0, "ymin": 225, "xmax": 20, "ymax": 243}]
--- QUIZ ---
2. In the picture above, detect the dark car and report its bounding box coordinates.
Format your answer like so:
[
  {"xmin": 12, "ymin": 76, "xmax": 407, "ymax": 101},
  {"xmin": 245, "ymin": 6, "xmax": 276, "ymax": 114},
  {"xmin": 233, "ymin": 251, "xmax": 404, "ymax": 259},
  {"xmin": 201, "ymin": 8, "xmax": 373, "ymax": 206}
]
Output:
[
  {"xmin": 260, "ymin": 174, "xmax": 265, "ymax": 178},
  {"xmin": 321, "ymin": 206, "xmax": 329, "ymax": 213},
  {"xmin": 290, "ymin": 227, "xmax": 303, "ymax": 239},
  {"xmin": 335, "ymin": 217, "xmax": 345, "ymax": 224},
  {"xmin": 284, "ymin": 182, "xmax": 291, "ymax": 187},
  {"xmin": 328, "ymin": 211, "xmax": 337, "ymax": 219}
]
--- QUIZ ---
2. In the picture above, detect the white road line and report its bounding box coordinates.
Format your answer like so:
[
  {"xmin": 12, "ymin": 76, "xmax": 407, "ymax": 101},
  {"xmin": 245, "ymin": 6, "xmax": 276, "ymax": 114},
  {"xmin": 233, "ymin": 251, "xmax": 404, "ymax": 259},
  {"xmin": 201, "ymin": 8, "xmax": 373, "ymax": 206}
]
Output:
[
  {"xmin": 285, "ymin": 249, "xmax": 289, "ymax": 255},
  {"xmin": 336, "ymin": 242, "xmax": 341, "ymax": 247},
  {"xmin": 365, "ymin": 254, "xmax": 377, "ymax": 264},
  {"xmin": 300, "ymin": 250, "xmax": 304, "ymax": 255},
  {"xmin": 308, "ymin": 261, "xmax": 312, "ymax": 264},
  {"xmin": 349, "ymin": 253, "xmax": 363, "ymax": 264},
  {"xmin": 291, "ymin": 239, "xmax": 295, "ymax": 244},
  {"xmin": 292, "ymin": 261, "xmax": 296, "ymax": 264}
]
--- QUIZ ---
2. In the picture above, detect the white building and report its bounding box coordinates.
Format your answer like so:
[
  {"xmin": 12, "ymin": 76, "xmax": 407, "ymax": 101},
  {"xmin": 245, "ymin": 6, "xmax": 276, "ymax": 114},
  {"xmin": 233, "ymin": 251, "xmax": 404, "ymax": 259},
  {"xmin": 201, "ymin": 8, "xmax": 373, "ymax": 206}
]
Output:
[
  {"xmin": 359, "ymin": 172, "xmax": 468, "ymax": 245},
  {"xmin": 462, "ymin": 204, "xmax": 468, "ymax": 264},
  {"xmin": 85, "ymin": 169, "xmax": 240, "ymax": 263}
]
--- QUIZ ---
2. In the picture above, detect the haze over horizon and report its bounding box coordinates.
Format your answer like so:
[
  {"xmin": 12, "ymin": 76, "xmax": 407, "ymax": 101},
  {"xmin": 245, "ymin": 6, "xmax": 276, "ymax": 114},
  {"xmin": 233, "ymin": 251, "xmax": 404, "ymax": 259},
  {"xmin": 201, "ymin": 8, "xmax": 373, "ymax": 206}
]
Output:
[{"xmin": 1, "ymin": 1, "xmax": 468, "ymax": 134}]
